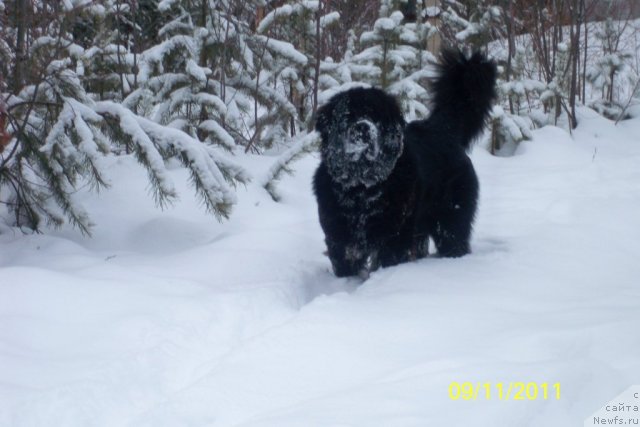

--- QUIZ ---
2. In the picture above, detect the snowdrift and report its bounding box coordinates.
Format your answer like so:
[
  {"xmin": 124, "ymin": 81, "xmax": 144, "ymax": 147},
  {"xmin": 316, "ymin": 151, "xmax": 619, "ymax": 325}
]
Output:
[{"xmin": 1, "ymin": 109, "xmax": 640, "ymax": 426}]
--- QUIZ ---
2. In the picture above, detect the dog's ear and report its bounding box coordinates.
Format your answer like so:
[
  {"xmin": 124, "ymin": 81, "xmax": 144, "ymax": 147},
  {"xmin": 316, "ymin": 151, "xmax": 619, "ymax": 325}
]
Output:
[{"xmin": 315, "ymin": 102, "xmax": 332, "ymax": 136}]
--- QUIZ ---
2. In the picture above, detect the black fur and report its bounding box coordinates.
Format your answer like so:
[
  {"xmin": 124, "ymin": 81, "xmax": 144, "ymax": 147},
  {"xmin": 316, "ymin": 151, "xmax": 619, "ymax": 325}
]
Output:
[{"xmin": 313, "ymin": 49, "xmax": 497, "ymax": 277}]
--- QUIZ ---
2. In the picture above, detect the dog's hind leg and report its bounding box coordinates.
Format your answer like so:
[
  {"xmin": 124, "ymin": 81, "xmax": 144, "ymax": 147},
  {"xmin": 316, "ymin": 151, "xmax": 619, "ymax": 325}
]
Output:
[
  {"xmin": 378, "ymin": 227, "xmax": 413, "ymax": 267},
  {"xmin": 432, "ymin": 161, "xmax": 479, "ymax": 258},
  {"xmin": 411, "ymin": 234, "xmax": 430, "ymax": 260},
  {"xmin": 433, "ymin": 219, "xmax": 471, "ymax": 257}
]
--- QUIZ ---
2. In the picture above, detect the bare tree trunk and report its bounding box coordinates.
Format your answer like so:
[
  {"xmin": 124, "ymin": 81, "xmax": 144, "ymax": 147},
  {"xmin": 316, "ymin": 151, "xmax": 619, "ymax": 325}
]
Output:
[
  {"xmin": 533, "ymin": 0, "xmax": 551, "ymax": 81},
  {"xmin": 568, "ymin": 0, "xmax": 582, "ymax": 129},
  {"xmin": 381, "ymin": 38, "xmax": 389, "ymax": 89},
  {"xmin": 506, "ymin": 0, "xmax": 515, "ymax": 114},
  {"xmin": 312, "ymin": 0, "xmax": 324, "ymax": 115},
  {"xmin": 490, "ymin": 118, "xmax": 499, "ymax": 155},
  {"xmin": 289, "ymin": 82, "xmax": 296, "ymax": 137},
  {"xmin": 132, "ymin": 0, "xmax": 140, "ymax": 94},
  {"xmin": 608, "ymin": 70, "xmax": 615, "ymax": 102},
  {"xmin": 13, "ymin": 0, "xmax": 29, "ymax": 94},
  {"xmin": 219, "ymin": 13, "xmax": 232, "ymax": 131},
  {"xmin": 116, "ymin": 0, "xmax": 127, "ymax": 100},
  {"xmin": 197, "ymin": 0, "xmax": 209, "ymax": 139},
  {"xmin": 582, "ymin": 5, "xmax": 588, "ymax": 103}
]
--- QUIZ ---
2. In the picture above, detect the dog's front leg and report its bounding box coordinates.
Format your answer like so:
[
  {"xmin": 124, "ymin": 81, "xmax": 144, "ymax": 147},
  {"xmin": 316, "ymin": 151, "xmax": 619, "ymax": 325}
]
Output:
[{"xmin": 326, "ymin": 239, "xmax": 368, "ymax": 278}]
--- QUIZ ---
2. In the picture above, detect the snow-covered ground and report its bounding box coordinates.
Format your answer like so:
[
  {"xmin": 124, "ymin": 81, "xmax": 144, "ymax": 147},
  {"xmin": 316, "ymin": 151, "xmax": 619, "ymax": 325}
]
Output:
[{"xmin": 1, "ymin": 108, "xmax": 640, "ymax": 426}]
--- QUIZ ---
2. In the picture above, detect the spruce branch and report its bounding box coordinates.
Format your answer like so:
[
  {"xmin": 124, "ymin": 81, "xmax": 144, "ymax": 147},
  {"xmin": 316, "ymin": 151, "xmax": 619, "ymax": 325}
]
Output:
[{"xmin": 262, "ymin": 131, "xmax": 319, "ymax": 202}]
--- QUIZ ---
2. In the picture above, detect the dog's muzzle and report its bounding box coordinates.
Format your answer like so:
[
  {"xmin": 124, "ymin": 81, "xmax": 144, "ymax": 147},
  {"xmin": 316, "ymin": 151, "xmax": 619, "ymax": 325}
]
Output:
[{"xmin": 346, "ymin": 120, "xmax": 379, "ymax": 161}]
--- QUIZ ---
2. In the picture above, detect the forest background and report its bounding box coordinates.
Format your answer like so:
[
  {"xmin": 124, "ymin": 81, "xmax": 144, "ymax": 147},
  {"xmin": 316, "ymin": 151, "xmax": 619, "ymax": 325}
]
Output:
[{"xmin": 1, "ymin": 0, "xmax": 639, "ymax": 232}]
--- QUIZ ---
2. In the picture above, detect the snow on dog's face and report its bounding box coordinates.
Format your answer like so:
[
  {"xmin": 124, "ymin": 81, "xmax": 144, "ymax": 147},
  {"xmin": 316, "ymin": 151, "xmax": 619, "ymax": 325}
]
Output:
[
  {"xmin": 315, "ymin": 88, "xmax": 404, "ymax": 188},
  {"xmin": 345, "ymin": 119, "xmax": 379, "ymax": 161}
]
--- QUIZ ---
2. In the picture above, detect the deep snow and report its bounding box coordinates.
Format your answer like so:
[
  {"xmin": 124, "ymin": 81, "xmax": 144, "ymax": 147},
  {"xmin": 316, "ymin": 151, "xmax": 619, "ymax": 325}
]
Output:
[{"xmin": 1, "ymin": 108, "xmax": 640, "ymax": 426}]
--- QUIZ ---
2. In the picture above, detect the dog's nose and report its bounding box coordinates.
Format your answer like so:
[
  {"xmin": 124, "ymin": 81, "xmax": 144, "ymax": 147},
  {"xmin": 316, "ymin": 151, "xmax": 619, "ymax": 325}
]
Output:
[
  {"xmin": 352, "ymin": 121, "xmax": 372, "ymax": 137},
  {"xmin": 346, "ymin": 120, "xmax": 378, "ymax": 160},
  {"xmin": 345, "ymin": 139, "xmax": 368, "ymax": 160}
]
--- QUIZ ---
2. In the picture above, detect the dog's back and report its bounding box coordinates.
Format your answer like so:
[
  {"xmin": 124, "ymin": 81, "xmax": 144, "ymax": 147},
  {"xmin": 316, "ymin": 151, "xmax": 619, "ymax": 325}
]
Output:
[{"xmin": 404, "ymin": 49, "xmax": 497, "ymax": 258}]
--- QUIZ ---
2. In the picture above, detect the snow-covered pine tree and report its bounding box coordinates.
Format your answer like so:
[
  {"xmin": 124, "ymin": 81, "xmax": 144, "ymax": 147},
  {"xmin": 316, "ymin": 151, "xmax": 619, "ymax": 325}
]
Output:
[
  {"xmin": 1, "ymin": 1, "xmax": 102, "ymax": 232},
  {"xmin": 347, "ymin": 0, "xmax": 436, "ymax": 120},
  {"xmin": 124, "ymin": 1, "xmax": 233, "ymax": 150},
  {"xmin": 489, "ymin": 105, "xmax": 533, "ymax": 155},
  {"xmin": 493, "ymin": 44, "xmax": 543, "ymax": 154},
  {"xmin": 256, "ymin": 0, "xmax": 340, "ymax": 130},
  {"xmin": 354, "ymin": 2, "xmax": 405, "ymax": 89},
  {"xmin": 439, "ymin": 0, "xmax": 502, "ymax": 51},
  {"xmin": 0, "ymin": 1, "xmax": 248, "ymax": 233},
  {"xmin": 543, "ymin": 41, "xmax": 573, "ymax": 125},
  {"xmin": 257, "ymin": 0, "xmax": 344, "ymax": 198},
  {"xmin": 130, "ymin": 0, "xmax": 306, "ymax": 152},
  {"xmin": 247, "ymin": 1, "xmax": 313, "ymax": 146},
  {"xmin": 500, "ymin": 46, "xmax": 543, "ymax": 114},
  {"xmin": 75, "ymin": 0, "xmax": 137, "ymax": 102},
  {"xmin": 313, "ymin": 28, "xmax": 362, "ymax": 102},
  {"xmin": 586, "ymin": 17, "xmax": 634, "ymax": 120},
  {"xmin": 389, "ymin": 0, "xmax": 438, "ymax": 120}
]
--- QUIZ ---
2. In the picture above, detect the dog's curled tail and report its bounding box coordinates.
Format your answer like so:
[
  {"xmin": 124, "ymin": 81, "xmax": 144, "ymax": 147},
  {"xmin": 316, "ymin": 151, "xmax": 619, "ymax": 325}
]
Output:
[{"xmin": 429, "ymin": 48, "xmax": 497, "ymax": 149}]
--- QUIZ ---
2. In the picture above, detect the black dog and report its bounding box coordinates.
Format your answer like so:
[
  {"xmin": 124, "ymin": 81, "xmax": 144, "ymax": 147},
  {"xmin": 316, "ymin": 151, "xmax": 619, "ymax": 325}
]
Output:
[{"xmin": 313, "ymin": 49, "xmax": 497, "ymax": 277}]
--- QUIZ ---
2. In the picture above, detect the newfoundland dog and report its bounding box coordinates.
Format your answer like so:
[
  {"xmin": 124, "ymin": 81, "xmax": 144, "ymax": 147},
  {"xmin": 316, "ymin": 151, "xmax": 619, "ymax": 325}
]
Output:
[{"xmin": 313, "ymin": 49, "xmax": 497, "ymax": 278}]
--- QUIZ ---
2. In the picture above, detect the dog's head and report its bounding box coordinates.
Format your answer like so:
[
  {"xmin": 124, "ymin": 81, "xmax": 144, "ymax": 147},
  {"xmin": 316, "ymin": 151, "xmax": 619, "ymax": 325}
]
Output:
[{"xmin": 315, "ymin": 87, "xmax": 404, "ymax": 188}]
